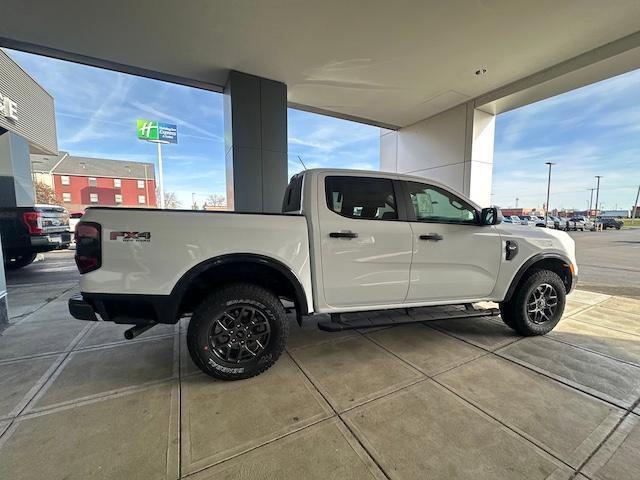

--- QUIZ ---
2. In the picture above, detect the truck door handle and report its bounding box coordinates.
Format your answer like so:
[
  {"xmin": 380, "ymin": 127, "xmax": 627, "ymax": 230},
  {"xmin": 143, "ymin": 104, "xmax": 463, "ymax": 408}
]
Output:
[
  {"xmin": 330, "ymin": 231, "xmax": 358, "ymax": 239},
  {"xmin": 419, "ymin": 233, "xmax": 443, "ymax": 241}
]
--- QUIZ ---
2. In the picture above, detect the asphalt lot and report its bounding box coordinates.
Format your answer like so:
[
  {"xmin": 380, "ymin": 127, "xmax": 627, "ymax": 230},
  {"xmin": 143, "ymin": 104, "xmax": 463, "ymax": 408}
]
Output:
[{"xmin": 568, "ymin": 227, "xmax": 640, "ymax": 299}]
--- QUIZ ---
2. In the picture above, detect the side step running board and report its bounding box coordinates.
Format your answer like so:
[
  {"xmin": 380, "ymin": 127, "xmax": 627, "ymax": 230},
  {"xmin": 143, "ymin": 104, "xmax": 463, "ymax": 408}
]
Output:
[{"xmin": 317, "ymin": 304, "xmax": 500, "ymax": 332}]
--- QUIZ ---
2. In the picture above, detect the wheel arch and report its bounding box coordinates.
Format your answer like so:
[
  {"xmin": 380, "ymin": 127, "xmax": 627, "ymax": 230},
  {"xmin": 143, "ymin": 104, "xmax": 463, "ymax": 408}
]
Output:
[
  {"xmin": 503, "ymin": 253, "xmax": 574, "ymax": 303},
  {"xmin": 172, "ymin": 254, "xmax": 309, "ymax": 325}
]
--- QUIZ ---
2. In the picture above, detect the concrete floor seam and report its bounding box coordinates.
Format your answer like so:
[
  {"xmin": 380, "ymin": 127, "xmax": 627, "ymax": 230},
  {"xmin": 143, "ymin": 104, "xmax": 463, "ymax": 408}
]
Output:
[
  {"xmin": 16, "ymin": 322, "xmax": 96, "ymax": 416},
  {"xmin": 572, "ymin": 316, "xmax": 640, "ymax": 339},
  {"xmin": 179, "ymin": 415, "xmax": 338, "ymax": 479},
  {"xmin": 284, "ymin": 347, "xmax": 394, "ymax": 480},
  {"xmin": 8, "ymin": 284, "xmax": 77, "ymax": 327},
  {"xmin": 14, "ymin": 380, "xmax": 178, "ymax": 422},
  {"xmin": 429, "ymin": 374, "xmax": 581, "ymax": 474},
  {"xmin": 0, "ymin": 330, "xmax": 178, "ymax": 366},
  {"xmin": 422, "ymin": 319, "xmax": 524, "ymax": 353},
  {"xmin": 545, "ymin": 335, "xmax": 640, "ymax": 369},
  {"xmin": 360, "ymin": 326, "xmax": 491, "ymax": 378},
  {"xmin": 361, "ymin": 324, "xmax": 634, "ymax": 471},
  {"xmin": 24, "ymin": 377, "xmax": 178, "ymax": 417},
  {"xmin": 573, "ymin": 409, "xmax": 637, "ymax": 479},
  {"xmin": 0, "ymin": 321, "xmax": 94, "ymax": 451},
  {"xmin": 176, "ymin": 328, "xmax": 183, "ymax": 478},
  {"xmin": 492, "ymin": 349, "xmax": 640, "ymax": 411}
]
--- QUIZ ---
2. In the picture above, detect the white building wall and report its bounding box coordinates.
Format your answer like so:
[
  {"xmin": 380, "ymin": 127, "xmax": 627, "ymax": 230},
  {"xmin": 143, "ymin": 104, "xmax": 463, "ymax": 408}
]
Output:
[{"xmin": 380, "ymin": 102, "xmax": 495, "ymax": 207}]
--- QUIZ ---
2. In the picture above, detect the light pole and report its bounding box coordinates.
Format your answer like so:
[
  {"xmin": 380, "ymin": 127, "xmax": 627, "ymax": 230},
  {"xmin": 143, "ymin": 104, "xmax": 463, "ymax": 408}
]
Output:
[
  {"xmin": 515, "ymin": 197, "xmax": 519, "ymax": 208},
  {"xmin": 632, "ymin": 184, "xmax": 640, "ymax": 226},
  {"xmin": 594, "ymin": 176, "xmax": 603, "ymax": 219},
  {"xmin": 544, "ymin": 162, "xmax": 555, "ymax": 225},
  {"xmin": 587, "ymin": 188, "xmax": 595, "ymax": 219}
]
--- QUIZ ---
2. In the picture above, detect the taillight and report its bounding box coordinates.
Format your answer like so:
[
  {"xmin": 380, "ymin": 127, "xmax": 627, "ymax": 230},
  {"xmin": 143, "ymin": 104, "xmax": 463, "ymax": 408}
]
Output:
[
  {"xmin": 75, "ymin": 222, "xmax": 102, "ymax": 274},
  {"xmin": 22, "ymin": 211, "xmax": 43, "ymax": 234}
]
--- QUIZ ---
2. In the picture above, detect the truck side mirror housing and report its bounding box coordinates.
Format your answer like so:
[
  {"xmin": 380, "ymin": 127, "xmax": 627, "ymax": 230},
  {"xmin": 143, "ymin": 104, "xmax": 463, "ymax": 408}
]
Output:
[{"xmin": 480, "ymin": 207, "xmax": 501, "ymax": 225}]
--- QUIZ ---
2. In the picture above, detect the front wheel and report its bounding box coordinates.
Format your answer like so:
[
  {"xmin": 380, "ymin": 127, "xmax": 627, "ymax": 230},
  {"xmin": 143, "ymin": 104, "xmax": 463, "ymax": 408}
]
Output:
[
  {"xmin": 187, "ymin": 284, "xmax": 289, "ymax": 380},
  {"xmin": 499, "ymin": 270, "xmax": 566, "ymax": 335}
]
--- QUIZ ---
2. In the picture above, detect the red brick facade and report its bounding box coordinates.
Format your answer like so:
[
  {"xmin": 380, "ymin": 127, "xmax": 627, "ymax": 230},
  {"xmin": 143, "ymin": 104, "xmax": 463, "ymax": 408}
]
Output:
[{"xmin": 53, "ymin": 174, "xmax": 157, "ymax": 212}]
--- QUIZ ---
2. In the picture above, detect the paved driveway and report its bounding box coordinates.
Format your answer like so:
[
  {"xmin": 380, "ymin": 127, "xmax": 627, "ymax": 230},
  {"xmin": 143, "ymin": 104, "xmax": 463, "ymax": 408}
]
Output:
[{"xmin": 0, "ymin": 277, "xmax": 638, "ymax": 479}]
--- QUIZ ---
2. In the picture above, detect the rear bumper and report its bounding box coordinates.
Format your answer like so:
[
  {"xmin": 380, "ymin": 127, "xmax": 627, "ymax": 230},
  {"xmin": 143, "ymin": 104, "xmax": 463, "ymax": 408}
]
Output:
[
  {"xmin": 68, "ymin": 294, "xmax": 99, "ymax": 321},
  {"xmin": 68, "ymin": 292, "xmax": 179, "ymax": 325},
  {"xmin": 31, "ymin": 232, "xmax": 72, "ymax": 250}
]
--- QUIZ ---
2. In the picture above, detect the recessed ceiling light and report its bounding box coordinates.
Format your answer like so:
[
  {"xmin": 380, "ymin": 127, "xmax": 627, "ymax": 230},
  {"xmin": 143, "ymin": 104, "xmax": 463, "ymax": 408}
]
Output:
[{"xmin": 475, "ymin": 68, "xmax": 487, "ymax": 76}]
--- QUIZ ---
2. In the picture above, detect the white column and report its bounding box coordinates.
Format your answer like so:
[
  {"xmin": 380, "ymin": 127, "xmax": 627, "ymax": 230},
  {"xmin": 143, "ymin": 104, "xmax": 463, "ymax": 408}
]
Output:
[{"xmin": 380, "ymin": 102, "xmax": 495, "ymax": 207}]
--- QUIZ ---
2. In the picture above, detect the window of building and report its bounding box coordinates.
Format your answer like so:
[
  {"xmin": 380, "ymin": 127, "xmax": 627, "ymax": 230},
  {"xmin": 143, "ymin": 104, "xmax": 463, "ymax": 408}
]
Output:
[
  {"xmin": 89, "ymin": 177, "xmax": 97, "ymax": 187},
  {"xmin": 115, "ymin": 194, "xmax": 123, "ymax": 204},
  {"xmin": 325, "ymin": 176, "xmax": 397, "ymax": 220},
  {"xmin": 61, "ymin": 175, "xmax": 70, "ymax": 185},
  {"xmin": 405, "ymin": 181, "xmax": 477, "ymax": 224},
  {"xmin": 138, "ymin": 195, "xmax": 146, "ymax": 204},
  {"xmin": 90, "ymin": 193, "xmax": 98, "ymax": 203},
  {"xmin": 114, "ymin": 178, "xmax": 121, "ymax": 188},
  {"xmin": 62, "ymin": 192, "xmax": 71, "ymax": 203},
  {"xmin": 137, "ymin": 180, "xmax": 145, "ymax": 189}
]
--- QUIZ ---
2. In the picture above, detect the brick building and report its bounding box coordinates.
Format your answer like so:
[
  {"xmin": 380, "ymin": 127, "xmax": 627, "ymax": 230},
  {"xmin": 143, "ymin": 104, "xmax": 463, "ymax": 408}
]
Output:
[{"xmin": 31, "ymin": 152, "xmax": 156, "ymax": 212}]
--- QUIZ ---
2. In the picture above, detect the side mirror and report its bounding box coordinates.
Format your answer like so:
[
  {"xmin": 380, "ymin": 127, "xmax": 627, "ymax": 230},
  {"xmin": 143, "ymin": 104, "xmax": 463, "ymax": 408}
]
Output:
[{"xmin": 479, "ymin": 207, "xmax": 501, "ymax": 225}]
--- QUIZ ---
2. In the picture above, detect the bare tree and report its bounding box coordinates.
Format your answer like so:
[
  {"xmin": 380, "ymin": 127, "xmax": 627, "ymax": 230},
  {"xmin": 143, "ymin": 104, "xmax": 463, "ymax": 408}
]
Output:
[
  {"xmin": 163, "ymin": 191, "xmax": 182, "ymax": 209},
  {"xmin": 205, "ymin": 194, "xmax": 226, "ymax": 207},
  {"xmin": 34, "ymin": 182, "xmax": 59, "ymax": 205}
]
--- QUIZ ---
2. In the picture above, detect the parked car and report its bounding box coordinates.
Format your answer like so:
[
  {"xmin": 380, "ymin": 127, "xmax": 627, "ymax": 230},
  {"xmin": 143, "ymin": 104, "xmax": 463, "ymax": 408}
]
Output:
[
  {"xmin": 508, "ymin": 215, "xmax": 527, "ymax": 225},
  {"xmin": 522, "ymin": 215, "xmax": 546, "ymax": 227},
  {"xmin": 569, "ymin": 216, "xmax": 594, "ymax": 231},
  {"xmin": 0, "ymin": 204, "xmax": 71, "ymax": 269},
  {"xmin": 546, "ymin": 216, "xmax": 561, "ymax": 229},
  {"xmin": 597, "ymin": 217, "xmax": 623, "ymax": 230},
  {"xmin": 69, "ymin": 169, "xmax": 577, "ymax": 380}
]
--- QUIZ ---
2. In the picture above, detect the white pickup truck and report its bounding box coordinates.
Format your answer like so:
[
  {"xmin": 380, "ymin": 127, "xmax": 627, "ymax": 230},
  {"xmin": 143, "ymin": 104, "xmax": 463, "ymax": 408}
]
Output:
[{"xmin": 69, "ymin": 169, "xmax": 577, "ymax": 380}]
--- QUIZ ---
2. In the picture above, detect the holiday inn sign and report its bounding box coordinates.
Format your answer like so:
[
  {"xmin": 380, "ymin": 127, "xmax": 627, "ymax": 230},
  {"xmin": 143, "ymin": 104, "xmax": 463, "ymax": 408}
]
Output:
[{"xmin": 136, "ymin": 119, "xmax": 178, "ymax": 144}]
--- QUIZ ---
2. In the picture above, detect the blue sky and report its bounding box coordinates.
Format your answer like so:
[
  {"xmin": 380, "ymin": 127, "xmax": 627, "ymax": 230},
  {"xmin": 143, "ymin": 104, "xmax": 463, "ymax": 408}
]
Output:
[
  {"xmin": 493, "ymin": 69, "xmax": 640, "ymax": 212},
  {"xmin": 6, "ymin": 49, "xmax": 379, "ymax": 208},
  {"xmin": 6, "ymin": 48, "xmax": 639, "ymax": 212}
]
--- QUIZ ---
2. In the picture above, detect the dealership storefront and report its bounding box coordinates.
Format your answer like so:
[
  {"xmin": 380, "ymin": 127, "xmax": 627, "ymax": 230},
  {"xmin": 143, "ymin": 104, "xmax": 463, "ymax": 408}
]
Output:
[{"xmin": 0, "ymin": 49, "xmax": 57, "ymax": 325}]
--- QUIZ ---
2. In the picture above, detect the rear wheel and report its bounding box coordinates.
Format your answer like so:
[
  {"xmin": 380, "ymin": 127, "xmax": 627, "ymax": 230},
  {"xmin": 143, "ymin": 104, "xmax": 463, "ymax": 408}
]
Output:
[
  {"xmin": 499, "ymin": 270, "xmax": 566, "ymax": 336},
  {"xmin": 5, "ymin": 252, "xmax": 37, "ymax": 270},
  {"xmin": 187, "ymin": 284, "xmax": 289, "ymax": 380}
]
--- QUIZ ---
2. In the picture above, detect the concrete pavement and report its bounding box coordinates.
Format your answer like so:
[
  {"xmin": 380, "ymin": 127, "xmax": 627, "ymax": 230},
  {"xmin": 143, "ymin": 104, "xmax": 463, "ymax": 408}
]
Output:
[{"xmin": 1, "ymin": 273, "xmax": 639, "ymax": 478}]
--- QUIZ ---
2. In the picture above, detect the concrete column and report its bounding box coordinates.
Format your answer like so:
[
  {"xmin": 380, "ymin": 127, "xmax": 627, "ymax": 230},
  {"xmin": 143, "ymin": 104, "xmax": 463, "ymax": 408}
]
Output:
[
  {"xmin": 224, "ymin": 71, "xmax": 288, "ymax": 213},
  {"xmin": 380, "ymin": 102, "xmax": 495, "ymax": 207},
  {"xmin": 0, "ymin": 234, "xmax": 6, "ymax": 328},
  {"xmin": 0, "ymin": 130, "xmax": 35, "ymax": 208}
]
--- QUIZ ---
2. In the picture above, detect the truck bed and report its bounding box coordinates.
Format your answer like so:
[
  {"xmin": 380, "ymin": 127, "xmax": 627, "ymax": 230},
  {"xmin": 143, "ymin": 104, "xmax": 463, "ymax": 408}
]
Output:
[{"xmin": 78, "ymin": 208, "xmax": 313, "ymax": 309}]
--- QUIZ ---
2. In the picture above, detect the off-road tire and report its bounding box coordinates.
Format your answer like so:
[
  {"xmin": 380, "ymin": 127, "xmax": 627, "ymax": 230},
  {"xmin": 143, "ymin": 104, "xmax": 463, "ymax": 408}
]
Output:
[
  {"xmin": 187, "ymin": 284, "xmax": 289, "ymax": 380},
  {"xmin": 499, "ymin": 270, "xmax": 566, "ymax": 336},
  {"xmin": 5, "ymin": 253, "xmax": 37, "ymax": 270}
]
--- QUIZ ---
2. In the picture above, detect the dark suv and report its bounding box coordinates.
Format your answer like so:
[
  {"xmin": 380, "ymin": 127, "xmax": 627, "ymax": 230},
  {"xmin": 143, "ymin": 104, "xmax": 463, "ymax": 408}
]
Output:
[
  {"xmin": 598, "ymin": 217, "xmax": 623, "ymax": 230},
  {"xmin": 0, "ymin": 204, "xmax": 71, "ymax": 269}
]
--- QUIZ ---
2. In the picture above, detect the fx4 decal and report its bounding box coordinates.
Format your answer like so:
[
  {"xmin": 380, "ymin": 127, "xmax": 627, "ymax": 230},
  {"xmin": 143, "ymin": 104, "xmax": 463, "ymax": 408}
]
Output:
[{"xmin": 109, "ymin": 231, "xmax": 151, "ymax": 242}]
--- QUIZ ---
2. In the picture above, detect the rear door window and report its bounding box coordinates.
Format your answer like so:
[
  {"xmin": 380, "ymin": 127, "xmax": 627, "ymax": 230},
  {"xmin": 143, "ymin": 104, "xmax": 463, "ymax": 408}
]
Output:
[{"xmin": 325, "ymin": 176, "xmax": 398, "ymax": 220}]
